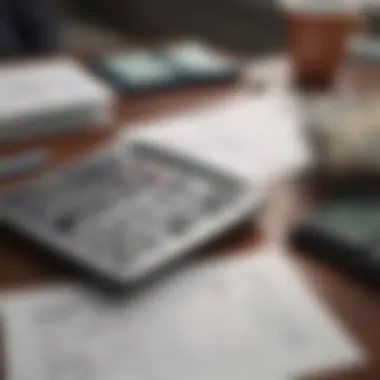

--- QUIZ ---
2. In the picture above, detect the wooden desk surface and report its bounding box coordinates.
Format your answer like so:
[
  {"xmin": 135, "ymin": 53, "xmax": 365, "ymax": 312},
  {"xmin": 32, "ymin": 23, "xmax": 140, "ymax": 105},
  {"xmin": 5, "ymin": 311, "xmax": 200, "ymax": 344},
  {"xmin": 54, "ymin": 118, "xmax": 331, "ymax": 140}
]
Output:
[{"xmin": 1, "ymin": 79, "xmax": 380, "ymax": 380}]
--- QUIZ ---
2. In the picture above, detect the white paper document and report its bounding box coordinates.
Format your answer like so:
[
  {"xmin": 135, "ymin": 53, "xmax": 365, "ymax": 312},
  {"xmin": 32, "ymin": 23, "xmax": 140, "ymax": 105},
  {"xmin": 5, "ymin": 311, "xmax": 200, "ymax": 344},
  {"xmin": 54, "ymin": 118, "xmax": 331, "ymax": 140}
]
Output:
[
  {"xmin": 244, "ymin": 55, "xmax": 292, "ymax": 91},
  {"xmin": 0, "ymin": 252, "xmax": 364, "ymax": 380},
  {"xmin": 127, "ymin": 94, "xmax": 311, "ymax": 186}
]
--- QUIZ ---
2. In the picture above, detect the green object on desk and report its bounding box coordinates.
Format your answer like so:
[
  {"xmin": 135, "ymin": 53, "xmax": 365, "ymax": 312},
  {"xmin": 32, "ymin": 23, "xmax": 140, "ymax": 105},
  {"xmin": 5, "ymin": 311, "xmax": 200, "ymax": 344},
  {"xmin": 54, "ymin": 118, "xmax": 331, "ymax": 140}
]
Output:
[
  {"xmin": 90, "ymin": 51, "xmax": 180, "ymax": 93},
  {"xmin": 89, "ymin": 42, "xmax": 239, "ymax": 95},
  {"xmin": 315, "ymin": 197, "xmax": 380, "ymax": 244},
  {"xmin": 166, "ymin": 43, "xmax": 233, "ymax": 74},
  {"xmin": 104, "ymin": 52, "xmax": 178, "ymax": 86}
]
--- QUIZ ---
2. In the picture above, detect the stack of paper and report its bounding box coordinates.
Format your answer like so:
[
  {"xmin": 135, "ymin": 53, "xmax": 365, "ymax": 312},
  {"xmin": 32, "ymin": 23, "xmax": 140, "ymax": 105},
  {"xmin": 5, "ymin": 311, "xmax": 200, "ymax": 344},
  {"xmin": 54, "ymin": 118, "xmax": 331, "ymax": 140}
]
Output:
[
  {"xmin": 127, "ymin": 93, "xmax": 311, "ymax": 186},
  {"xmin": 0, "ymin": 59, "xmax": 114, "ymax": 142},
  {"xmin": 0, "ymin": 251, "xmax": 364, "ymax": 380}
]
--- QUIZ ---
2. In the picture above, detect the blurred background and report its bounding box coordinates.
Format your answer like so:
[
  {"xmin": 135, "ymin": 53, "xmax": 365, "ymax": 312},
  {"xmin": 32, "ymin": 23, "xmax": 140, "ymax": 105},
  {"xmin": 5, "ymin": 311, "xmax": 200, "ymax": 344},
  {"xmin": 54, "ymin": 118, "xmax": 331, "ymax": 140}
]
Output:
[
  {"xmin": 55, "ymin": 0, "xmax": 380, "ymax": 53},
  {"xmin": 56, "ymin": 0, "xmax": 285, "ymax": 53},
  {"xmin": 3, "ymin": 0, "xmax": 380, "ymax": 57},
  {"xmin": 3, "ymin": 1, "xmax": 380, "ymax": 380}
]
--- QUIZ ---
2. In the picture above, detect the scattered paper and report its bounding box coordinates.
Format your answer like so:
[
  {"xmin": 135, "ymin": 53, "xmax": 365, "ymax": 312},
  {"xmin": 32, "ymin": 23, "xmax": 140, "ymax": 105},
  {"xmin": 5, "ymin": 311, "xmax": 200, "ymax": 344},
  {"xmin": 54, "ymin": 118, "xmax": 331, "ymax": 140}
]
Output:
[
  {"xmin": 127, "ymin": 93, "xmax": 311, "ymax": 186},
  {"xmin": 0, "ymin": 252, "xmax": 364, "ymax": 380},
  {"xmin": 244, "ymin": 55, "xmax": 292, "ymax": 91},
  {"xmin": 219, "ymin": 252, "xmax": 365, "ymax": 377}
]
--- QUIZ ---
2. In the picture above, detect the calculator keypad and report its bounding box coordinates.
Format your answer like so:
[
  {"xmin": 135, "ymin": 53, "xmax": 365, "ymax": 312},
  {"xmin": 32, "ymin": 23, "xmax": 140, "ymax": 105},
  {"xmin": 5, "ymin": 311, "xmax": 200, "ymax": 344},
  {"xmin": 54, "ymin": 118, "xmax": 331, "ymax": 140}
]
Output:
[{"xmin": 2, "ymin": 154, "xmax": 235, "ymax": 278}]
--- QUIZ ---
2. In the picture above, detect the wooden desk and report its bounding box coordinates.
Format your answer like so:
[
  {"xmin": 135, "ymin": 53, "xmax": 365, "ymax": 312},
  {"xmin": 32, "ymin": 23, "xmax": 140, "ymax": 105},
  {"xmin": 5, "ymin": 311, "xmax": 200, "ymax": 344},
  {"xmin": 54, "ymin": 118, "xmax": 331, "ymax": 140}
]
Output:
[{"xmin": 1, "ymin": 79, "xmax": 380, "ymax": 380}]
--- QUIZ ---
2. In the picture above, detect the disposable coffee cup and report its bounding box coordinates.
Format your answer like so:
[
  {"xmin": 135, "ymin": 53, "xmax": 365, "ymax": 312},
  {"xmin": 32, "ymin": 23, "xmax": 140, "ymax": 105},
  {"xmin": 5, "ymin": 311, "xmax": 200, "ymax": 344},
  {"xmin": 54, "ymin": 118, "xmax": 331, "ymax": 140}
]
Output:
[{"xmin": 282, "ymin": 0, "xmax": 363, "ymax": 90}]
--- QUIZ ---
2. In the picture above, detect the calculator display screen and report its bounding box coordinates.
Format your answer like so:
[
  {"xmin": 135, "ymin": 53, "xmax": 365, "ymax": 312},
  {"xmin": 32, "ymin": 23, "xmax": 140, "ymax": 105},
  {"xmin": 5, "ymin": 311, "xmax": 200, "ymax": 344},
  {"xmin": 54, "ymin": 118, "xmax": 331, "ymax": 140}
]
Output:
[{"xmin": 317, "ymin": 198, "xmax": 380, "ymax": 243}]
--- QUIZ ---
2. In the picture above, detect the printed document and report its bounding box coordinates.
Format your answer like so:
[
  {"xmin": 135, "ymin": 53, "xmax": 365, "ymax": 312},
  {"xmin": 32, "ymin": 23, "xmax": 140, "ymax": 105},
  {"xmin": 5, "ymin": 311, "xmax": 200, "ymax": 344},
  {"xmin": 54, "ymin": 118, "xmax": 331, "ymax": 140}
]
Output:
[{"xmin": 0, "ymin": 252, "xmax": 363, "ymax": 380}]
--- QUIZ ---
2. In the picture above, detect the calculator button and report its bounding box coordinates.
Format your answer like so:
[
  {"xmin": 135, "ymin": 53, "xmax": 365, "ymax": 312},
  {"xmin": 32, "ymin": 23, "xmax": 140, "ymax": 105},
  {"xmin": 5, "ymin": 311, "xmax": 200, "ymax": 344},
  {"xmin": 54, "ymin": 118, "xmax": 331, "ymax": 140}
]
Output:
[
  {"xmin": 164, "ymin": 202, "xmax": 199, "ymax": 235},
  {"xmin": 67, "ymin": 159, "xmax": 117, "ymax": 184},
  {"xmin": 203, "ymin": 195, "xmax": 225, "ymax": 212},
  {"xmin": 166, "ymin": 214, "xmax": 193, "ymax": 234},
  {"xmin": 108, "ymin": 176, "xmax": 136, "ymax": 195},
  {"xmin": 81, "ymin": 193, "xmax": 112, "ymax": 217},
  {"xmin": 3, "ymin": 192, "xmax": 25, "ymax": 208},
  {"xmin": 132, "ymin": 231, "xmax": 158, "ymax": 254},
  {"xmin": 110, "ymin": 241, "xmax": 131, "ymax": 265},
  {"xmin": 83, "ymin": 165, "xmax": 107, "ymax": 181},
  {"xmin": 186, "ymin": 179, "xmax": 229, "ymax": 213},
  {"xmin": 153, "ymin": 186, "xmax": 185, "ymax": 207},
  {"xmin": 2, "ymin": 194, "xmax": 28, "ymax": 214},
  {"xmin": 53, "ymin": 213, "xmax": 78, "ymax": 234},
  {"xmin": 202, "ymin": 192, "xmax": 231, "ymax": 214},
  {"xmin": 109, "ymin": 223, "xmax": 130, "ymax": 261},
  {"xmin": 4, "ymin": 187, "xmax": 52, "ymax": 218},
  {"xmin": 110, "ymin": 169, "xmax": 158, "ymax": 197},
  {"xmin": 187, "ymin": 179, "xmax": 214, "ymax": 198},
  {"xmin": 167, "ymin": 173, "xmax": 189, "ymax": 190},
  {"xmin": 75, "ymin": 222, "xmax": 107, "ymax": 254},
  {"xmin": 52, "ymin": 198, "xmax": 105, "ymax": 235},
  {"xmin": 110, "ymin": 221, "xmax": 159, "ymax": 264}
]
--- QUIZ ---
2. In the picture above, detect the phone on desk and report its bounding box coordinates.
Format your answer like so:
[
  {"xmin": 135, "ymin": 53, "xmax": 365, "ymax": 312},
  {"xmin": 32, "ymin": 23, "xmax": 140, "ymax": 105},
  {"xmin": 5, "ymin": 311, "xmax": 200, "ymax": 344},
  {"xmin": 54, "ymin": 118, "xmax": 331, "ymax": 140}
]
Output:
[
  {"xmin": 0, "ymin": 142, "xmax": 261, "ymax": 291},
  {"xmin": 291, "ymin": 187, "xmax": 380, "ymax": 286}
]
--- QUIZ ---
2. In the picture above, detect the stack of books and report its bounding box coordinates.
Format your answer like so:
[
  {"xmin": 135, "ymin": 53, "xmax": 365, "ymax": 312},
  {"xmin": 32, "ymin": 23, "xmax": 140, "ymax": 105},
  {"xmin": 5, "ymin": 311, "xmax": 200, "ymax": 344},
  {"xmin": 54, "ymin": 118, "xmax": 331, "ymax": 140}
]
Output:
[{"xmin": 0, "ymin": 59, "xmax": 114, "ymax": 142}]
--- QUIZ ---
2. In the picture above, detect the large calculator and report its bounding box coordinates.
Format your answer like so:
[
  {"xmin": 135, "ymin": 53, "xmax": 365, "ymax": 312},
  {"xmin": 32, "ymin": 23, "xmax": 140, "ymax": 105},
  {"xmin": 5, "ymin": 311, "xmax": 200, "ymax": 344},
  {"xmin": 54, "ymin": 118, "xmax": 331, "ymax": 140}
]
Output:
[{"xmin": 1, "ymin": 142, "xmax": 260, "ymax": 288}]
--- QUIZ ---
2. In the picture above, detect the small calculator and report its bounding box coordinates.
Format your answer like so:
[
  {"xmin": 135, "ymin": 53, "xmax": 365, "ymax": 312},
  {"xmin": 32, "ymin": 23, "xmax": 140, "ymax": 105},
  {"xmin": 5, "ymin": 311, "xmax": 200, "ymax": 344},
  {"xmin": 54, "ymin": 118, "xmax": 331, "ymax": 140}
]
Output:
[{"xmin": 1, "ymin": 142, "xmax": 259, "ymax": 288}]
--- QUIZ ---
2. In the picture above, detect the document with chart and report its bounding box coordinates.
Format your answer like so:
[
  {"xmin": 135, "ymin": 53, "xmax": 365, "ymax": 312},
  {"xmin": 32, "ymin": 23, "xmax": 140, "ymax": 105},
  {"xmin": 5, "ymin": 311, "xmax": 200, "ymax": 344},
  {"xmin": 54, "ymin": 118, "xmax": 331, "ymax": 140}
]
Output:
[{"xmin": 0, "ymin": 251, "xmax": 364, "ymax": 380}]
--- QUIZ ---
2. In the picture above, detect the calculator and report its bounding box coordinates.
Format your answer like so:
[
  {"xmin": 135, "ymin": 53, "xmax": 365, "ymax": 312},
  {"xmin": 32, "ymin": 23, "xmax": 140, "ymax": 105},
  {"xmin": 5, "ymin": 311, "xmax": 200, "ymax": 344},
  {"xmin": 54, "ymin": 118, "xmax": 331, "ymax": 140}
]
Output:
[
  {"xmin": 291, "ymin": 190, "xmax": 380, "ymax": 286},
  {"xmin": 1, "ymin": 142, "xmax": 260, "ymax": 289}
]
